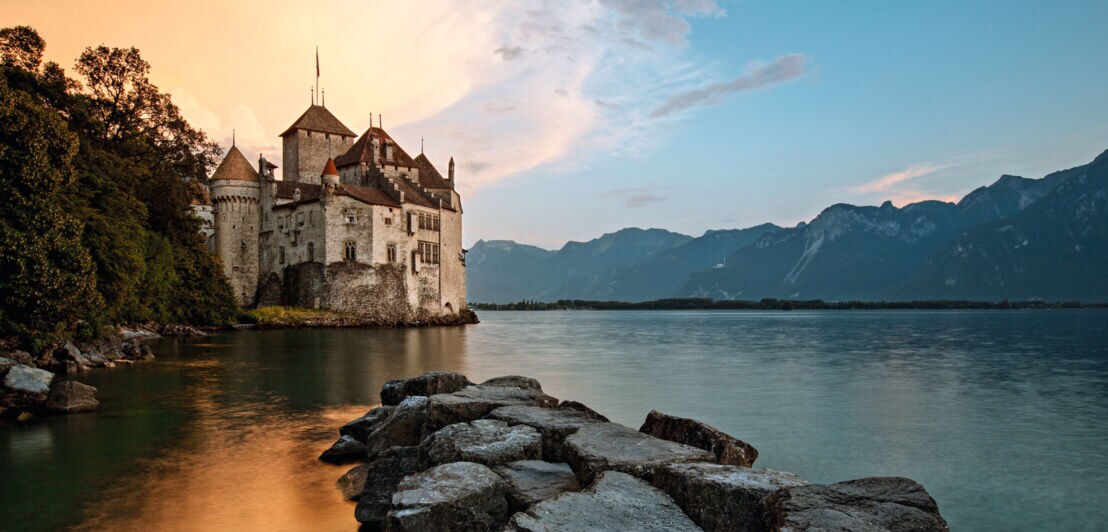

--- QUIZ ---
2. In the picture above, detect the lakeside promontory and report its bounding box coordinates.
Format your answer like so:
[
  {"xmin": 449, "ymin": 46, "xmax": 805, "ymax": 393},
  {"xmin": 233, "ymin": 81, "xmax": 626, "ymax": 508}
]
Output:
[{"xmin": 320, "ymin": 372, "xmax": 950, "ymax": 531}]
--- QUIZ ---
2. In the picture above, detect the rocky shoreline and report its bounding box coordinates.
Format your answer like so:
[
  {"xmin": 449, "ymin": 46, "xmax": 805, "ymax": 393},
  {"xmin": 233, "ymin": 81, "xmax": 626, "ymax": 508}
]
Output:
[
  {"xmin": 321, "ymin": 372, "xmax": 950, "ymax": 531},
  {"xmin": 248, "ymin": 308, "xmax": 480, "ymax": 330},
  {"xmin": 0, "ymin": 323, "xmax": 209, "ymax": 422}
]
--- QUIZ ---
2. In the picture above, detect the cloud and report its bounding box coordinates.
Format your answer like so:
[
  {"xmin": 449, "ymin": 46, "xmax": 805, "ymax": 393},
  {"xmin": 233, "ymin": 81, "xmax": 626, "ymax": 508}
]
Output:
[
  {"xmin": 850, "ymin": 164, "xmax": 953, "ymax": 193},
  {"xmin": 649, "ymin": 54, "xmax": 810, "ymax": 118},
  {"xmin": 604, "ymin": 187, "xmax": 668, "ymax": 208},
  {"xmin": 494, "ymin": 46, "xmax": 525, "ymax": 61}
]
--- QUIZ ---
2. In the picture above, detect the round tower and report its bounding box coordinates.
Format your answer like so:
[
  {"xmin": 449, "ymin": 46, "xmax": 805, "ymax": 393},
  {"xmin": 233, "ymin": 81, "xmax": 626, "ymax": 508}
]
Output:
[{"xmin": 209, "ymin": 145, "xmax": 261, "ymax": 307}]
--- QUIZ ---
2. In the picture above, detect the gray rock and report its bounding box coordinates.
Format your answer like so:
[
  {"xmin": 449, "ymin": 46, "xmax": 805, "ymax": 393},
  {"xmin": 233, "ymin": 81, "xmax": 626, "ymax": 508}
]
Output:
[
  {"xmin": 339, "ymin": 405, "xmax": 394, "ymax": 441},
  {"xmin": 365, "ymin": 396, "xmax": 429, "ymax": 457},
  {"xmin": 337, "ymin": 463, "xmax": 368, "ymax": 501},
  {"xmin": 426, "ymin": 385, "xmax": 559, "ymax": 432},
  {"xmin": 640, "ymin": 410, "xmax": 758, "ymax": 467},
  {"xmin": 481, "ymin": 375, "xmax": 543, "ymax": 390},
  {"xmin": 387, "ymin": 461, "xmax": 511, "ymax": 531},
  {"xmin": 494, "ymin": 460, "xmax": 580, "ymax": 510},
  {"xmin": 421, "ymin": 419, "xmax": 542, "ymax": 467},
  {"xmin": 490, "ymin": 405, "xmax": 605, "ymax": 461},
  {"xmin": 354, "ymin": 446, "xmax": 428, "ymax": 524},
  {"xmin": 507, "ymin": 470, "xmax": 700, "ymax": 531},
  {"xmin": 45, "ymin": 381, "xmax": 99, "ymax": 413},
  {"xmin": 3, "ymin": 365, "xmax": 54, "ymax": 395},
  {"xmin": 763, "ymin": 476, "xmax": 950, "ymax": 532},
  {"xmin": 0, "ymin": 357, "xmax": 14, "ymax": 378},
  {"xmin": 3, "ymin": 350, "xmax": 33, "ymax": 366},
  {"xmin": 652, "ymin": 462, "xmax": 807, "ymax": 531},
  {"xmin": 381, "ymin": 371, "xmax": 472, "ymax": 406},
  {"xmin": 557, "ymin": 400, "xmax": 610, "ymax": 422},
  {"xmin": 319, "ymin": 434, "xmax": 366, "ymax": 464},
  {"xmin": 563, "ymin": 422, "xmax": 716, "ymax": 485}
]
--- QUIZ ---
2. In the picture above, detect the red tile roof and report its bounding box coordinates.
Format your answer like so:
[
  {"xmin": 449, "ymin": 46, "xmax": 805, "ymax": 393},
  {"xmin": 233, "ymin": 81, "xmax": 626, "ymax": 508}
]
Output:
[
  {"xmin": 322, "ymin": 158, "xmax": 339, "ymax": 177},
  {"xmin": 335, "ymin": 184, "xmax": 401, "ymax": 207},
  {"xmin": 280, "ymin": 105, "xmax": 356, "ymax": 138},
  {"xmin": 413, "ymin": 153, "xmax": 453, "ymax": 189},
  {"xmin": 335, "ymin": 126, "xmax": 417, "ymax": 168},
  {"xmin": 210, "ymin": 145, "xmax": 259, "ymax": 182}
]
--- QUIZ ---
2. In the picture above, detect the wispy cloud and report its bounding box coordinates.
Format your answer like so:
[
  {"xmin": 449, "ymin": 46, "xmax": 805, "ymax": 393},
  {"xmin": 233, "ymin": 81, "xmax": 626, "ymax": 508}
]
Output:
[
  {"xmin": 604, "ymin": 187, "xmax": 667, "ymax": 208},
  {"xmin": 850, "ymin": 163, "xmax": 953, "ymax": 193},
  {"xmin": 649, "ymin": 54, "xmax": 809, "ymax": 118}
]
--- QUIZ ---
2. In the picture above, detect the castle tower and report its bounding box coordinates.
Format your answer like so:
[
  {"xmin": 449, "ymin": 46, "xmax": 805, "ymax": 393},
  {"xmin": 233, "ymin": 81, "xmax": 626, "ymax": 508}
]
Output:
[
  {"xmin": 209, "ymin": 145, "xmax": 261, "ymax": 306},
  {"xmin": 279, "ymin": 104, "xmax": 356, "ymax": 184}
]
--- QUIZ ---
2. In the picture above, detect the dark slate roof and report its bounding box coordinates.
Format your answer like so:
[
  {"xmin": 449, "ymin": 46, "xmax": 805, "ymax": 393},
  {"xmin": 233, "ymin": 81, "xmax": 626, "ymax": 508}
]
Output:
[
  {"xmin": 335, "ymin": 126, "xmax": 417, "ymax": 168},
  {"xmin": 210, "ymin": 145, "xmax": 259, "ymax": 181},
  {"xmin": 413, "ymin": 153, "xmax": 452, "ymax": 189},
  {"xmin": 275, "ymin": 181, "xmax": 321, "ymax": 201},
  {"xmin": 336, "ymin": 184, "xmax": 401, "ymax": 207},
  {"xmin": 280, "ymin": 105, "xmax": 356, "ymax": 137},
  {"xmin": 272, "ymin": 181, "xmax": 400, "ymax": 208}
]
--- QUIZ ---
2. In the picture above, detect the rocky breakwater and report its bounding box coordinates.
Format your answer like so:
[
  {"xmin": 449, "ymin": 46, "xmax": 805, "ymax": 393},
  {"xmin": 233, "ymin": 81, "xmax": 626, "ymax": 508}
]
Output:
[{"xmin": 321, "ymin": 372, "xmax": 950, "ymax": 531}]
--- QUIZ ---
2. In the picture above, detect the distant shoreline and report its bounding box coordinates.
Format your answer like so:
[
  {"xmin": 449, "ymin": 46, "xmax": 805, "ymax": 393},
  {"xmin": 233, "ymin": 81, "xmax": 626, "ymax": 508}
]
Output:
[{"xmin": 470, "ymin": 298, "xmax": 1108, "ymax": 311}]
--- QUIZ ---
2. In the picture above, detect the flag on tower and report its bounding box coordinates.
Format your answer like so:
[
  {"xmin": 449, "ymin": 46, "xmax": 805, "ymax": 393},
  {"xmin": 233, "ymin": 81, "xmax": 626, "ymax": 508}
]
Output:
[{"xmin": 315, "ymin": 47, "xmax": 320, "ymax": 77}]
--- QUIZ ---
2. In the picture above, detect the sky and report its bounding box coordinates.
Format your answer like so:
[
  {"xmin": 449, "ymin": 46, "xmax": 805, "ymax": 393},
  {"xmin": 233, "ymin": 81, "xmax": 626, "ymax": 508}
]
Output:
[{"xmin": 4, "ymin": 0, "xmax": 1107, "ymax": 248}]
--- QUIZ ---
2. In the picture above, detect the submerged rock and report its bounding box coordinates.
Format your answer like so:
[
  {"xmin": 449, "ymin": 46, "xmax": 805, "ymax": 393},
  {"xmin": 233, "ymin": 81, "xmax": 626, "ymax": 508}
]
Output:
[
  {"xmin": 481, "ymin": 375, "xmax": 543, "ymax": 390},
  {"xmin": 319, "ymin": 434, "xmax": 366, "ymax": 464},
  {"xmin": 337, "ymin": 463, "xmax": 369, "ymax": 501},
  {"xmin": 44, "ymin": 381, "xmax": 99, "ymax": 413},
  {"xmin": 339, "ymin": 405, "xmax": 394, "ymax": 441},
  {"xmin": 421, "ymin": 419, "xmax": 542, "ymax": 467},
  {"xmin": 365, "ymin": 396, "xmax": 429, "ymax": 457},
  {"xmin": 3, "ymin": 364, "xmax": 54, "ymax": 395},
  {"xmin": 563, "ymin": 422, "xmax": 716, "ymax": 485},
  {"xmin": 387, "ymin": 461, "xmax": 511, "ymax": 531},
  {"xmin": 426, "ymin": 385, "xmax": 559, "ymax": 432},
  {"xmin": 490, "ymin": 405, "xmax": 605, "ymax": 461},
  {"xmin": 494, "ymin": 460, "xmax": 580, "ymax": 510},
  {"xmin": 763, "ymin": 476, "xmax": 950, "ymax": 532},
  {"xmin": 507, "ymin": 470, "xmax": 700, "ymax": 531},
  {"xmin": 652, "ymin": 462, "xmax": 807, "ymax": 531},
  {"xmin": 640, "ymin": 410, "xmax": 758, "ymax": 467},
  {"xmin": 355, "ymin": 446, "xmax": 428, "ymax": 524},
  {"xmin": 380, "ymin": 372, "xmax": 472, "ymax": 406}
]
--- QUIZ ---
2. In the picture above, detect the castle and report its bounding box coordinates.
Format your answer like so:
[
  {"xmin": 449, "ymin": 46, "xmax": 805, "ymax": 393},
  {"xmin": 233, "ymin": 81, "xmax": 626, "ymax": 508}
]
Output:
[{"xmin": 202, "ymin": 102, "xmax": 466, "ymax": 321}]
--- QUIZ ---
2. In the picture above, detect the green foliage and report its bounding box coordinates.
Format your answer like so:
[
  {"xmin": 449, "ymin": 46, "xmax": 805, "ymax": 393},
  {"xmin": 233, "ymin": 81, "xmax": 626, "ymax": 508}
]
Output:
[{"xmin": 0, "ymin": 27, "xmax": 236, "ymax": 350}]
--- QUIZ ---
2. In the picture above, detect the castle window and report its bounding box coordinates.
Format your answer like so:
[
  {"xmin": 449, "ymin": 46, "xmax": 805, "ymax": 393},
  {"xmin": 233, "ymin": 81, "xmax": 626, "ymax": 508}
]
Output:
[
  {"xmin": 345, "ymin": 212, "xmax": 356, "ymax": 225},
  {"xmin": 296, "ymin": 213, "xmax": 304, "ymax": 227},
  {"xmin": 418, "ymin": 241, "xmax": 440, "ymax": 265},
  {"xmin": 279, "ymin": 246, "xmax": 286, "ymax": 264},
  {"xmin": 344, "ymin": 241, "xmax": 356, "ymax": 261},
  {"xmin": 387, "ymin": 244, "xmax": 397, "ymax": 263},
  {"xmin": 307, "ymin": 242, "xmax": 314, "ymax": 262},
  {"xmin": 384, "ymin": 217, "xmax": 392, "ymax": 226}
]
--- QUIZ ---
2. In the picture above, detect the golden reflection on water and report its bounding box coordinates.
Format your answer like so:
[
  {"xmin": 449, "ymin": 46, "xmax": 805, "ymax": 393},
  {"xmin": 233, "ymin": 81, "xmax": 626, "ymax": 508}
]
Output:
[{"xmin": 75, "ymin": 402, "xmax": 369, "ymax": 531}]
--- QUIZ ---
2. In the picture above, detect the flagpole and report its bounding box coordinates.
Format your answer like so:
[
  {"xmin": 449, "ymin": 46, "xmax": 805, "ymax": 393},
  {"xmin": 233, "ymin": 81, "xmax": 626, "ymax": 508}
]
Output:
[{"xmin": 315, "ymin": 46, "xmax": 320, "ymax": 106}]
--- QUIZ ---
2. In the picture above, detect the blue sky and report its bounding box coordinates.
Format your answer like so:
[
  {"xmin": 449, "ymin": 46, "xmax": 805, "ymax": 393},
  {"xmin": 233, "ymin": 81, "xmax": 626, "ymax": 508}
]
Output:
[
  {"xmin": 462, "ymin": 1, "xmax": 1108, "ymax": 247},
  {"xmin": 5, "ymin": 0, "xmax": 1106, "ymax": 248}
]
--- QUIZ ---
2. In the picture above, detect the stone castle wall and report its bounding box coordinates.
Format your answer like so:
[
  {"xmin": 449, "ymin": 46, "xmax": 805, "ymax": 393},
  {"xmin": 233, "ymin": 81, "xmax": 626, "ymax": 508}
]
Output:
[
  {"xmin": 283, "ymin": 130, "xmax": 353, "ymax": 183},
  {"xmin": 210, "ymin": 179, "xmax": 260, "ymax": 306}
]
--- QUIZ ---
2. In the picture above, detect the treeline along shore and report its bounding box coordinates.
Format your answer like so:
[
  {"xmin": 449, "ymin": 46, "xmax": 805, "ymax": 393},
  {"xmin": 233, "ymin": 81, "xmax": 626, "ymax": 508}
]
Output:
[{"xmin": 472, "ymin": 298, "xmax": 1108, "ymax": 311}]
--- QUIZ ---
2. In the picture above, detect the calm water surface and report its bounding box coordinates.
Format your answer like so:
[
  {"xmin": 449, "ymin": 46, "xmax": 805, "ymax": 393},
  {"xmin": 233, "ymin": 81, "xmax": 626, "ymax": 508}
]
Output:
[{"xmin": 1, "ymin": 310, "xmax": 1106, "ymax": 530}]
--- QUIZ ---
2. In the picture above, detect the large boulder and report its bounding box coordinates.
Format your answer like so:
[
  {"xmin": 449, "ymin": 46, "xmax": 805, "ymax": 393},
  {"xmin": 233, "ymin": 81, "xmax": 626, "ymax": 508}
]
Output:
[
  {"xmin": 45, "ymin": 381, "xmax": 99, "ymax": 413},
  {"xmin": 364, "ymin": 396, "xmax": 429, "ymax": 457},
  {"xmin": 494, "ymin": 460, "xmax": 580, "ymax": 510},
  {"xmin": 319, "ymin": 434, "xmax": 366, "ymax": 464},
  {"xmin": 337, "ymin": 463, "xmax": 369, "ymax": 501},
  {"xmin": 490, "ymin": 405, "xmax": 605, "ymax": 461},
  {"xmin": 763, "ymin": 476, "xmax": 950, "ymax": 532},
  {"xmin": 354, "ymin": 446, "xmax": 428, "ymax": 524},
  {"xmin": 425, "ymin": 385, "xmax": 559, "ymax": 432},
  {"xmin": 557, "ymin": 400, "xmax": 610, "ymax": 422},
  {"xmin": 387, "ymin": 461, "xmax": 511, "ymax": 531},
  {"xmin": 339, "ymin": 405, "xmax": 394, "ymax": 441},
  {"xmin": 3, "ymin": 364, "xmax": 54, "ymax": 395},
  {"xmin": 507, "ymin": 470, "xmax": 700, "ymax": 531},
  {"xmin": 421, "ymin": 419, "xmax": 542, "ymax": 467},
  {"xmin": 652, "ymin": 462, "xmax": 807, "ymax": 531},
  {"xmin": 481, "ymin": 375, "xmax": 543, "ymax": 390},
  {"xmin": 563, "ymin": 422, "xmax": 716, "ymax": 485},
  {"xmin": 640, "ymin": 410, "xmax": 758, "ymax": 467},
  {"xmin": 380, "ymin": 372, "xmax": 472, "ymax": 405}
]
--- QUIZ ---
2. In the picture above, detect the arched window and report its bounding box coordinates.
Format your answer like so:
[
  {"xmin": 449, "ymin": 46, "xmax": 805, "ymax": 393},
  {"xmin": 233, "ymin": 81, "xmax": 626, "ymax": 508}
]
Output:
[
  {"xmin": 387, "ymin": 244, "xmax": 397, "ymax": 263},
  {"xmin": 344, "ymin": 241, "xmax": 356, "ymax": 261},
  {"xmin": 307, "ymin": 242, "xmax": 315, "ymax": 262}
]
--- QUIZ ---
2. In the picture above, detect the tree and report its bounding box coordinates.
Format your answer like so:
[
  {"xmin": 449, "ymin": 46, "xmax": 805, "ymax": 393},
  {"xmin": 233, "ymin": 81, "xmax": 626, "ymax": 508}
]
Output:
[
  {"xmin": 0, "ymin": 26, "xmax": 45, "ymax": 72},
  {"xmin": 0, "ymin": 75, "xmax": 98, "ymax": 349}
]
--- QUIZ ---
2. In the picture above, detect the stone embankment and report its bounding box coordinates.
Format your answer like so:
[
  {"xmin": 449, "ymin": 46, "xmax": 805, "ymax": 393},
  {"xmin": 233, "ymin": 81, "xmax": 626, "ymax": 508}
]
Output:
[
  {"xmin": 0, "ymin": 323, "xmax": 203, "ymax": 421},
  {"xmin": 322, "ymin": 372, "xmax": 950, "ymax": 531},
  {"xmin": 249, "ymin": 308, "xmax": 480, "ymax": 330}
]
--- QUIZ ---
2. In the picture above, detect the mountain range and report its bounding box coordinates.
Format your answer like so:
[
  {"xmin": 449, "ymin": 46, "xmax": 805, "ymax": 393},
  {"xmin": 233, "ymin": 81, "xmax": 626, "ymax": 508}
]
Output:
[{"xmin": 467, "ymin": 150, "xmax": 1108, "ymax": 303}]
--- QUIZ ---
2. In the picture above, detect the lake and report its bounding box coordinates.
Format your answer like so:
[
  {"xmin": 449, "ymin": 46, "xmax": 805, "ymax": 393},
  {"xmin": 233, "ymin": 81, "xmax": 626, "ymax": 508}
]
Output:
[{"xmin": 2, "ymin": 310, "xmax": 1106, "ymax": 530}]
